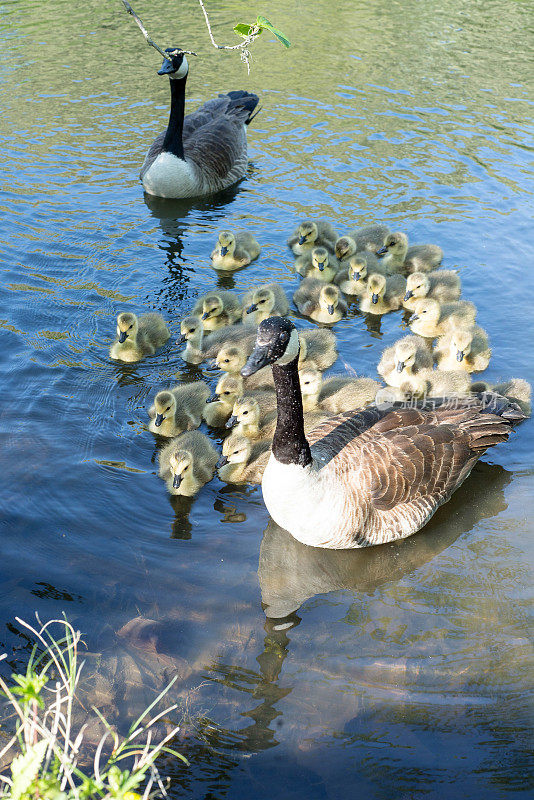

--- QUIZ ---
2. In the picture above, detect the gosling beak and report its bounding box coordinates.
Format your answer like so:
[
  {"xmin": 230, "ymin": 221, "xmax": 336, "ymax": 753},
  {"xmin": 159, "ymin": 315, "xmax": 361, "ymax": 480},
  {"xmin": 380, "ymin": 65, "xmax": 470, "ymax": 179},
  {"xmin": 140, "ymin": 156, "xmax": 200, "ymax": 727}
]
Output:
[
  {"xmin": 404, "ymin": 290, "xmax": 413, "ymax": 301},
  {"xmin": 457, "ymin": 350, "xmax": 464, "ymax": 362},
  {"xmin": 155, "ymin": 413, "xmax": 164, "ymax": 427},
  {"xmin": 411, "ymin": 314, "xmax": 419, "ymax": 322},
  {"xmin": 217, "ymin": 455, "xmax": 229, "ymax": 469},
  {"xmin": 226, "ymin": 415, "xmax": 237, "ymax": 429},
  {"xmin": 396, "ymin": 361, "xmax": 405, "ymax": 373},
  {"xmin": 371, "ymin": 294, "xmax": 379, "ymax": 304},
  {"xmin": 298, "ymin": 235, "xmax": 307, "ymax": 245},
  {"xmin": 246, "ymin": 303, "xmax": 258, "ymax": 314},
  {"xmin": 206, "ymin": 395, "xmax": 217, "ymax": 403},
  {"xmin": 353, "ymin": 272, "xmax": 361, "ymax": 281},
  {"xmin": 118, "ymin": 331, "xmax": 127, "ymax": 343},
  {"xmin": 375, "ymin": 245, "xmax": 388, "ymax": 256},
  {"xmin": 318, "ymin": 263, "xmax": 325, "ymax": 271},
  {"xmin": 327, "ymin": 304, "xmax": 335, "ymax": 315},
  {"xmin": 220, "ymin": 246, "xmax": 228, "ymax": 256},
  {"xmin": 158, "ymin": 58, "xmax": 177, "ymax": 76},
  {"xmin": 177, "ymin": 333, "xmax": 187, "ymax": 345},
  {"xmin": 201, "ymin": 311, "xmax": 209, "ymax": 320},
  {"xmin": 172, "ymin": 473, "xmax": 182, "ymax": 489}
]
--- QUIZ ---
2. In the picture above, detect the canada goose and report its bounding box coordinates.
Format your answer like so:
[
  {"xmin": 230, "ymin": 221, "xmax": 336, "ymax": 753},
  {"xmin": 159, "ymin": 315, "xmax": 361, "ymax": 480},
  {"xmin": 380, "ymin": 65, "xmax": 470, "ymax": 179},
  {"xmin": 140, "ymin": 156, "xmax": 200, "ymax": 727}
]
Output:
[
  {"xmin": 434, "ymin": 326, "xmax": 491, "ymax": 373},
  {"xmin": 287, "ymin": 220, "xmax": 338, "ymax": 255},
  {"xmin": 293, "ymin": 278, "xmax": 347, "ymax": 323},
  {"xmin": 140, "ymin": 49, "xmax": 260, "ymax": 199},
  {"xmin": 376, "ymin": 232, "xmax": 443, "ymax": 274},
  {"xmin": 192, "ymin": 290, "xmax": 242, "ymax": 330},
  {"xmin": 178, "ymin": 315, "xmax": 256, "ymax": 364},
  {"xmin": 242, "ymin": 283, "xmax": 289, "ymax": 324},
  {"xmin": 217, "ymin": 432, "xmax": 271, "ymax": 484},
  {"xmin": 298, "ymin": 329, "xmax": 338, "ymax": 371},
  {"xmin": 359, "ymin": 273, "xmax": 406, "ymax": 315},
  {"xmin": 226, "ymin": 396, "xmax": 277, "ymax": 441},
  {"xmin": 334, "ymin": 252, "xmax": 386, "ymax": 296},
  {"xmin": 211, "ymin": 230, "xmax": 261, "ymax": 271},
  {"xmin": 215, "ymin": 343, "xmax": 274, "ymax": 389},
  {"xmin": 110, "ymin": 312, "xmax": 170, "ymax": 362},
  {"xmin": 240, "ymin": 317, "xmax": 526, "ymax": 548},
  {"xmin": 403, "ymin": 270, "xmax": 461, "ymax": 311},
  {"xmin": 203, "ymin": 373, "xmax": 276, "ymax": 427},
  {"xmin": 299, "ymin": 366, "xmax": 381, "ymax": 414},
  {"xmin": 295, "ymin": 247, "xmax": 340, "ymax": 282},
  {"xmin": 158, "ymin": 431, "xmax": 219, "ymax": 496},
  {"xmin": 470, "ymin": 378, "xmax": 531, "ymax": 417},
  {"xmin": 409, "ymin": 298, "xmax": 477, "ymax": 338},
  {"xmin": 377, "ymin": 335, "xmax": 433, "ymax": 388},
  {"xmin": 148, "ymin": 381, "xmax": 210, "ymax": 436}
]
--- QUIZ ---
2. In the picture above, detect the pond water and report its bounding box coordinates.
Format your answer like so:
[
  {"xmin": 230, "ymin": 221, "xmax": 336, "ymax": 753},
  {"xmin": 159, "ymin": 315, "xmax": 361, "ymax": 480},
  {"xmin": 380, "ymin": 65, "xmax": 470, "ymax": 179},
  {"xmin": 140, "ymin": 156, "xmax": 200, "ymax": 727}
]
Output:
[{"xmin": 1, "ymin": 0, "xmax": 533, "ymax": 797}]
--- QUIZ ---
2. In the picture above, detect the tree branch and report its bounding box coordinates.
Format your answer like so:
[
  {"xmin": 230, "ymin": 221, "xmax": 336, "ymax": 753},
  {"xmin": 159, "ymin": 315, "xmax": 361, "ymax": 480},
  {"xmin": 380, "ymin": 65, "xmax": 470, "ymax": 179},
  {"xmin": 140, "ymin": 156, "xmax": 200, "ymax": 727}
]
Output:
[{"xmin": 119, "ymin": 1, "xmax": 197, "ymax": 61}]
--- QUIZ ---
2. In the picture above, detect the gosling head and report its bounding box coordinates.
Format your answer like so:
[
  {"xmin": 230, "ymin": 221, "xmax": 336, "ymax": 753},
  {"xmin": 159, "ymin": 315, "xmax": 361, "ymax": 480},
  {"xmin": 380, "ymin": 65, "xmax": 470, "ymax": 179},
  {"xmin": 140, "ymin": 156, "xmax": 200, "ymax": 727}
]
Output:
[
  {"xmin": 201, "ymin": 295, "xmax": 224, "ymax": 321},
  {"xmin": 178, "ymin": 315, "xmax": 202, "ymax": 345},
  {"xmin": 348, "ymin": 255, "xmax": 368, "ymax": 283},
  {"xmin": 216, "ymin": 345, "xmax": 245, "ymax": 373},
  {"xmin": 376, "ymin": 231, "xmax": 408, "ymax": 258},
  {"xmin": 168, "ymin": 449, "xmax": 193, "ymax": 489},
  {"xmin": 297, "ymin": 221, "xmax": 318, "ymax": 246},
  {"xmin": 153, "ymin": 391, "xmax": 176, "ymax": 427},
  {"xmin": 246, "ymin": 287, "xmax": 275, "ymax": 315},
  {"xmin": 319, "ymin": 285, "xmax": 341, "ymax": 316},
  {"xmin": 226, "ymin": 396, "xmax": 261, "ymax": 429},
  {"xmin": 367, "ymin": 274, "xmax": 386, "ymax": 305},
  {"xmin": 219, "ymin": 433, "xmax": 253, "ymax": 467},
  {"xmin": 394, "ymin": 339, "xmax": 417, "ymax": 374},
  {"xmin": 241, "ymin": 317, "xmax": 299, "ymax": 376},
  {"xmin": 214, "ymin": 373, "xmax": 243, "ymax": 402},
  {"xmin": 404, "ymin": 272, "xmax": 430, "ymax": 302},
  {"xmin": 116, "ymin": 312, "xmax": 138, "ymax": 343},
  {"xmin": 451, "ymin": 329, "xmax": 473, "ymax": 363},
  {"xmin": 311, "ymin": 247, "xmax": 330, "ymax": 271},
  {"xmin": 335, "ymin": 236, "xmax": 357, "ymax": 260},
  {"xmin": 298, "ymin": 366, "xmax": 322, "ymax": 397},
  {"xmin": 410, "ymin": 298, "xmax": 440, "ymax": 324},
  {"xmin": 217, "ymin": 230, "xmax": 236, "ymax": 257},
  {"xmin": 157, "ymin": 48, "xmax": 189, "ymax": 80}
]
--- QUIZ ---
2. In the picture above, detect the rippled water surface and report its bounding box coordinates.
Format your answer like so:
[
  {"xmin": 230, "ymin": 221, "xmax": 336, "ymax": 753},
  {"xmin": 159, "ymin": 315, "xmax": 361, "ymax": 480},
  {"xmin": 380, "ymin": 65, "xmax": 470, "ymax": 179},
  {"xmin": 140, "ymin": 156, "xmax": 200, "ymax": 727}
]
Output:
[{"xmin": 1, "ymin": 1, "xmax": 533, "ymax": 797}]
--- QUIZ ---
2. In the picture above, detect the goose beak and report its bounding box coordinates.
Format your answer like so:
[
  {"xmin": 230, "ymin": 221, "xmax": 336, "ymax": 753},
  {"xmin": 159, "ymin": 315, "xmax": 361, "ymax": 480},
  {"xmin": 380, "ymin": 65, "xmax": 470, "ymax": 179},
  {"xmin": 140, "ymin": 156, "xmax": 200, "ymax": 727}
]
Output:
[
  {"xmin": 396, "ymin": 361, "xmax": 405, "ymax": 373},
  {"xmin": 241, "ymin": 343, "xmax": 272, "ymax": 376},
  {"xmin": 327, "ymin": 304, "xmax": 335, "ymax": 315},
  {"xmin": 371, "ymin": 294, "xmax": 379, "ymax": 304},
  {"xmin": 220, "ymin": 246, "xmax": 228, "ymax": 256},
  {"xmin": 172, "ymin": 473, "xmax": 182, "ymax": 488},
  {"xmin": 246, "ymin": 303, "xmax": 258, "ymax": 314},
  {"xmin": 158, "ymin": 58, "xmax": 177, "ymax": 76},
  {"xmin": 298, "ymin": 235, "xmax": 307, "ymax": 245},
  {"xmin": 404, "ymin": 290, "xmax": 413, "ymax": 301},
  {"xmin": 225, "ymin": 415, "xmax": 237, "ymax": 429},
  {"xmin": 201, "ymin": 311, "xmax": 209, "ymax": 320},
  {"xmin": 217, "ymin": 455, "xmax": 229, "ymax": 469},
  {"xmin": 155, "ymin": 413, "xmax": 164, "ymax": 427},
  {"xmin": 375, "ymin": 245, "xmax": 388, "ymax": 256},
  {"xmin": 118, "ymin": 331, "xmax": 127, "ymax": 343},
  {"xmin": 457, "ymin": 350, "xmax": 464, "ymax": 362}
]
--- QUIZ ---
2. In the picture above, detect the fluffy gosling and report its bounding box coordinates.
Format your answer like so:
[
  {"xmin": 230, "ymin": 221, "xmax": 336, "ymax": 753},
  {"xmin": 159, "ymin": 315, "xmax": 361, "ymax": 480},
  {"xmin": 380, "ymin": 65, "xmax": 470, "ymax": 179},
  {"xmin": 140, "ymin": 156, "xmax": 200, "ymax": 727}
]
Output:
[
  {"xmin": 377, "ymin": 232, "xmax": 443, "ymax": 274},
  {"xmin": 192, "ymin": 290, "xmax": 242, "ymax": 330},
  {"xmin": 242, "ymin": 283, "xmax": 289, "ymax": 324},
  {"xmin": 287, "ymin": 220, "xmax": 338, "ymax": 255},
  {"xmin": 216, "ymin": 344, "xmax": 274, "ymax": 389},
  {"xmin": 217, "ymin": 433, "xmax": 271, "ymax": 485},
  {"xmin": 359, "ymin": 273, "xmax": 406, "ymax": 315},
  {"xmin": 298, "ymin": 329, "xmax": 338, "ymax": 370},
  {"xmin": 211, "ymin": 230, "xmax": 260, "ymax": 271},
  {"xmin": 203, "ymin": 374, "xmax": 276, "ymax": 428},
  {"xmin": 377, "ymin": 335, "xmax": 433, "ymax": 388},
  {"xmin": 226, "ymin": 397, "xmax": 277, "ymax": 441},
  {"xmin": 403, "ymin": 270, "xmax": 461, "ymax": 311},
  {"xmin": 335, "ymin": 252, "xmax": 386, "ymax": 296},
  {"xmin": 470, "ymin": 378, "xmax": 531, "ymax": 417},
  {"xmin": 178, "ymin": 316, "xmax": 256, "ymax": 364},
  {"xmin": 295, "ymin": 247, "xmax": 340, "ymax": 282},
  {"xmin": 434, "ymin": 326, "xmax": 491, "ymax": 373},
  {"xmin": 409, "ymin": 298, "xmax": 477, "ymax": 338},
  {"xmin": 158, "ymin": 431, "xmax": 218, "ymax": 497},
  {"xmin": 110, "ymin": 312, "xmax": 170, "ymax": 363},
  {"xmin": 293, "ymin": 278, "xmax": 348, "ymax": 323},
  {"xmin": 299, "ymin": 366, "xmax": 381, "ymax": 414},
  {"xmin": 148, "ymin": 381, "xmax": 210, "ymax": 437}
]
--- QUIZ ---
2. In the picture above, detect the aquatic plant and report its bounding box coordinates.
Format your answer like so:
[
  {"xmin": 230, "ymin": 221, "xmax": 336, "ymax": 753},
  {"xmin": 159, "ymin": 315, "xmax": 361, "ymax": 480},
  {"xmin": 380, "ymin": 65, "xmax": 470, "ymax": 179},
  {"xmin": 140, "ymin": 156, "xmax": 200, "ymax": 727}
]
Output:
[{"xmin": 0, "ymin": 617, "xmax": 186, "ymax": 800}]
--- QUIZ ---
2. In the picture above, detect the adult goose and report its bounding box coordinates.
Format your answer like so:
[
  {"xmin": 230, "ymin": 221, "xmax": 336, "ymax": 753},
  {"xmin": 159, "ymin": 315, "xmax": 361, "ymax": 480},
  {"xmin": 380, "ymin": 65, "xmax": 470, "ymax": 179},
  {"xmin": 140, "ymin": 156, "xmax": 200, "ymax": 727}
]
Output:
[
  {"xmin": 140, "ymin": 48, "xmax": 260, "ymax": 198},
  {"xmin": 241, "ymin": 317, "xmax": 526, "ymax": 549}
]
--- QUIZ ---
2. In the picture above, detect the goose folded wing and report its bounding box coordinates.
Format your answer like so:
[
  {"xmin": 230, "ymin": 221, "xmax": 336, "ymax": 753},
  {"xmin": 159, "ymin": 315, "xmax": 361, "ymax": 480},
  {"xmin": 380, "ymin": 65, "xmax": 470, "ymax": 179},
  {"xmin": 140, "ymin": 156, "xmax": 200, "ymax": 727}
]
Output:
[{"xmin": 184, "ymin": 116, "xmax": 247, "ymax": 180}]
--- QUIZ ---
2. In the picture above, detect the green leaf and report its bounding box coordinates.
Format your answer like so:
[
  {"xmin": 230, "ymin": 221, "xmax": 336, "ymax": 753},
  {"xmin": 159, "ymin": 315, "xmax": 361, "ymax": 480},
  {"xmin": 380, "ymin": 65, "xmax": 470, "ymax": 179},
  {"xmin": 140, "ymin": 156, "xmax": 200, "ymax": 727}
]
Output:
[
  {"xmin": 10, "ymin": 740, "xmax": 48, "ymax": 800},
  {"xmin": 233, "ymin": 23, "xmax": 260, "ymax": 37},
  {"xmin": 256, "ymin": 15, "xmax": 291, "ymax": 47}
]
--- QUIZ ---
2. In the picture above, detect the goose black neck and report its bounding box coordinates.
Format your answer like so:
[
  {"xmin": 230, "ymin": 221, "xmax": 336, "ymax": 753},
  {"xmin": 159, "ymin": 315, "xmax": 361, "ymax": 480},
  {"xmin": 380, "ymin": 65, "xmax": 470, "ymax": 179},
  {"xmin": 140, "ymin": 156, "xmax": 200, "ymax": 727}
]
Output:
[
  {"xmin": 271, "ymin": 356, "xmax": 312, "ymax": 467},
  {"xmin": 162, "ymin": 77, "xmax": 186, "ymax": 159}
]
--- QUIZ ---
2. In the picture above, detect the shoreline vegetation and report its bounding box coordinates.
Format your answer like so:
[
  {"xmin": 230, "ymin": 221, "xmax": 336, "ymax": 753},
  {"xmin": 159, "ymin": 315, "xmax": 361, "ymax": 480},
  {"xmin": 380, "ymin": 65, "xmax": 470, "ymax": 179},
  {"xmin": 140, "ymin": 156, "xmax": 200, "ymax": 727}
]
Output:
[{"xmin": 0, "ymin": 617, "xmax": 186, "ymax": 800}]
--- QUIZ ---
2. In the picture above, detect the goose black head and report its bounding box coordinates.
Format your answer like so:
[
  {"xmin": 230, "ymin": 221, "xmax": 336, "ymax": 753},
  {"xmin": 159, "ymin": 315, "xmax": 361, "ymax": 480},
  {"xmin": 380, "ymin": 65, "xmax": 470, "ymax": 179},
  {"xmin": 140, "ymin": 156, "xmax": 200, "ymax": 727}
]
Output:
[
  {"xmin": 241, "ymin": 317, "xmax": 298, "ymax": 376},
  {"xmin": 158, "ymin": 48, "xmax": 189, "ymax": 79}
]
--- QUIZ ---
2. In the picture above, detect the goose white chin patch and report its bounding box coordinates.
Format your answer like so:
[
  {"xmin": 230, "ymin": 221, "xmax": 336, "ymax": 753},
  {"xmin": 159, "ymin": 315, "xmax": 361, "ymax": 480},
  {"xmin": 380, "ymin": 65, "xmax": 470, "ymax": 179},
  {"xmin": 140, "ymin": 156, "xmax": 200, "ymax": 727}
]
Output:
[
  {"xmin": 170, "ymin": 56, "xmax": 189, "ymax": 80},
  {"xmin": 276, "ymin": 329, "xmax": 300, "ymax": 365}
]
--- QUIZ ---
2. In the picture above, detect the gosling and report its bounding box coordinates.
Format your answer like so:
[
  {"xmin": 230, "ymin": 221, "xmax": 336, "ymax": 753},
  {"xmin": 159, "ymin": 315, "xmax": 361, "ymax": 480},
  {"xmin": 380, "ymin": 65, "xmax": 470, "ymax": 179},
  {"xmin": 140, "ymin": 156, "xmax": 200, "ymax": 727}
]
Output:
[
  {"xmin": 377, "ymin": 231, "xmax": 443, "ymax": 274},
  {"xmin": 192, "ymin": 290, "xmax": 242, "ymax": 330},
  {"xmin": 298, "ymin": 329, "xmax": 338, "ymax": 370},
  {"xmin": 400, "ymin": 369, "xmax": 472, "ymax": 398},
  {"xmin": 434, "ymin": 326, "xmax": 491, "ymax": 373},
  {"xmin": 110, "ymin": 312, "xmax": 170, "ymax": 363},
  {"xmin": 217, "ymin": 433, "xmax": 271, "ymax": 485},
  {"xmin": 409, "ymin": 298, "xmax": 477, "ymax": 338},
  {"xmin": 179, "ymin": 316, "xmax": 256, "ymax": 364},
  {"xmin": 211, "ymin": 230, "xmax": 260, "ymax": 271},
  {"xmin": 148, "ymin": 381, "xmax": 210, "ymax": 437},
  {"xmin": 299, "ymin": 366, "xmax": 381, "ymax": 414},
  {"xmin": 226, "ymin": 397, "xmax": 277, "ymax": 441},
  {"xmin": 402, "ymin": 270, "xmax": 461, "ymax": 311},
  {"xmin": 295, "ymin": 247, "xmax": 340, "ymax": 282},
  {"xmin": 377, "ymin": 335, "xmax": 433, "ymax": 388},
  {"xmin": 359, "ymin": 273, "xmax": 406, "ymax": 315},
  {"xmin": 470, "ymin": 378, "xmax": 531, "ymax": 417},
  {"xmin": 334, "ymin": 252, "xmax": 386, "ymax": 296},
  {"xmin": 242, "ymin": 283, "xmax": 289, "ymax": 324},
  {"xmin": 335, "ymin": 224, "xmax": 390, "ymax": 261},
  {"xmin": 203, "ymin": 373, "xmax": 276, "ymax": 428},
  {"xmin": 287, "ymin": 220, "xmax": 338, "ymax": 255},
  {"xmin": 158, "ymin": 431, "xmax": 219, "ymax": 497},
  {"xmin": 293, "ymin": 278, "xmax": 348, "ymax": 323}
]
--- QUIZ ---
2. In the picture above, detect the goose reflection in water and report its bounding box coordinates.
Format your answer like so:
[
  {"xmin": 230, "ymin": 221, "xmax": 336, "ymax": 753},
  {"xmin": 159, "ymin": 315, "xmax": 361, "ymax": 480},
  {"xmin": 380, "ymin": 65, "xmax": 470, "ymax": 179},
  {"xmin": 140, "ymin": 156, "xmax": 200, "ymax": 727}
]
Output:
[{"xmin": 258, "ymin": 461, "xmax": 511, "ymax": 620}]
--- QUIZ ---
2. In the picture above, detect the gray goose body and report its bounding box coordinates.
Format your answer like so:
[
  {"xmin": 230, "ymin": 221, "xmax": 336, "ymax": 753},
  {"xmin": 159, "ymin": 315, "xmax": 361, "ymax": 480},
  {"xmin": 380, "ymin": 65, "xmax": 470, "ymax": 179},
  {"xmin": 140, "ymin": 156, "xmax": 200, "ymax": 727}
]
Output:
[
  {"xmin": 140, "ymin": 50, "xmax": 259, "ymax": 199},
  {"xmin": 242, "ymin": 317, "xmax": 526, "ymax": 550}
]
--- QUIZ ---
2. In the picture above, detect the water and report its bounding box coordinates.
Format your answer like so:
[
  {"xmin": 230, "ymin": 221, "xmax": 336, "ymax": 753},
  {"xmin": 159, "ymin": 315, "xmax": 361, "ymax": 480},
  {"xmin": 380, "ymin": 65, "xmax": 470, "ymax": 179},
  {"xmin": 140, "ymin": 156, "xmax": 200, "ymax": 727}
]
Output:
[{"xmin": 1, "ymin": 0, "xmax": 533, "ymax": 797}]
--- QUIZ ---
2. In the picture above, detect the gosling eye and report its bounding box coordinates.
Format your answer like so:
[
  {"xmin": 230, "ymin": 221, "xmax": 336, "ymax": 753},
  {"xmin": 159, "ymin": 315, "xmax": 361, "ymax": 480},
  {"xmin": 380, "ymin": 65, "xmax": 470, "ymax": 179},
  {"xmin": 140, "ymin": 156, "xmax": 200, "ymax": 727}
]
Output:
[
  {"xmin": 259, "ymin": 299, "xmax": 266, "ymax": 304},
  {"xmin": 243, "ymin": 411, "xmax": 248, "ymax": 415},
  {"xmin": 166, "ymin": 406, "xmax": 171, "ymax": 412},
  {"xmin": 189, "ymin": 328, "xmax": 195, "ymax": 333},
  {"xmin": 129, "ymin": 324, "xmax": 134, "ymax": 330},
  {"xmin": 422, "ymin": 310, "xmax": 427, "ymax": 314},
  {"xmin": 233, "ymin": 451, "xmax": 239, "ymax": 455},
  {"xmin": 222, "ymin": 391, "xmax": 230, "ymax": 396},
  {"xmin": 183, "ymin": 465, "xmax": 188, "ymax": 471},
  {"xmin": 416, "ymin": 285, "xmax": 422, "ymax": 289},
  {"xmin": 223, "ymin": 358, "xmax": 229, "ymax": 363}
]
